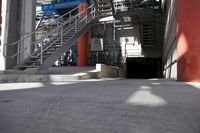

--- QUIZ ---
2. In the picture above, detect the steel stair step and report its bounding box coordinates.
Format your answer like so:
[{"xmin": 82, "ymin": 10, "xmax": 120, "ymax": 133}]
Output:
[
  {"xmin": 47, "ymin": 48, "xmax": 57, "ymax": 51},
  {"xmin": 97, "ymin": 1, "xmax": 111, "ymax": 4},
  {"xmin": 143, "ymin": 35, "xmax": 155, "ymax": 37},
  {"xmin": 98, "ymin": 9, "xmax": 112, "ymax": 13},
  {"xmin": 24, "ymin": 60, "xmax": 39, "ymax": 63},
  {"xmin": 98, "ymin": 5, "xmax": 111, "ymax": 8},
  {"xmin": 50, "ymin": 45, "xmax": 62, "ymax": 48},
  {"xmin": 43, "ymin": 52, "xmax": 54, "ymax": 55},
  {"xmin": 19, "ymin": 65, "xmax": 39, "ymax": 68}
]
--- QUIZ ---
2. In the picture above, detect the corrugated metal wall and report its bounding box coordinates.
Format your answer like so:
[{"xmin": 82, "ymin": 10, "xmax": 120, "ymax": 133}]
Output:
[{"xmin": 163, "ymin": 0, "xmax": 177, "ymax": 79}]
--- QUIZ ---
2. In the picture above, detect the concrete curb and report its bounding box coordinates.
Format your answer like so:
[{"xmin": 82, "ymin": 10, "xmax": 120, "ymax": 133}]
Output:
[{"xmin": 0, "ymin": 64, "xmax": 126, "ymax": 83}]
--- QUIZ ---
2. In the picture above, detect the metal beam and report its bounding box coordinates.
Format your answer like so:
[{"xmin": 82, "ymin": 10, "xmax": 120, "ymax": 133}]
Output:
[
  {"xmin": 35, "ymin": 9, "xmax": 47, "ymax": 30},
  {"xmin": 40, "ymin": 1, "xmax": 80, "ymax": 11}
]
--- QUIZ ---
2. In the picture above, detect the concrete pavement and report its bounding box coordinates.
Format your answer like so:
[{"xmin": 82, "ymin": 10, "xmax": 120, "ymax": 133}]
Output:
[{"xmin": 0, "ymin": 79, "xmax": 200, "ymax": 133}]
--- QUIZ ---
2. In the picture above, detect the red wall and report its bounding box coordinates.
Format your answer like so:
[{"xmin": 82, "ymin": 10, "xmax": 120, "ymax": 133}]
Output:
[{"xmin": 177, "ymin": 0, "xmax": 200, "ymax": 82}]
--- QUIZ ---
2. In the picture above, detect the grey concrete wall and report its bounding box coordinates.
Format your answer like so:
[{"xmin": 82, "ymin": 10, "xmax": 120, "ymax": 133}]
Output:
[
  {"xmin": 19, "ymin": 0, "xmax": 36, "ymax": 64},
  {"xmin": 0, "ymin": 0, "xmax": 35, "ymax": 70},
  {"xmin": 162, "ymin": 0, "xmax": 177, "ymax": 79},
  {"xmin": 4, "ymin": 0, "xmax": 20, "ymax": 69}
]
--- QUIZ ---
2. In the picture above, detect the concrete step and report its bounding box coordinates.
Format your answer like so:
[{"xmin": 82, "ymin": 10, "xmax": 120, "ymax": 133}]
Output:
[{"xmin": 0, "ymin": 65, "xmax": 126, "ymax": 83}]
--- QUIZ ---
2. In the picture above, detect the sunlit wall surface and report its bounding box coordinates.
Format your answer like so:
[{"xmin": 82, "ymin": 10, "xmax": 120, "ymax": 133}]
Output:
[
  {"xmin": 163, "ymin": 0, "xmax": 177, "ymax": 79},
  {"xmin": 177, "ymin": 0, "xmax": 200, "ymax": 82},
  {"xmin": 118, "ymin": 25, "xmax": 142, "ymax": 63}
]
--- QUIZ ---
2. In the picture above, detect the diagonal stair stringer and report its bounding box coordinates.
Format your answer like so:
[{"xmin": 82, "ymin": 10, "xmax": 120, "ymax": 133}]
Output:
[{"xmin": 38, "ymin": 18, "xmax": 97, "ymax": 70}]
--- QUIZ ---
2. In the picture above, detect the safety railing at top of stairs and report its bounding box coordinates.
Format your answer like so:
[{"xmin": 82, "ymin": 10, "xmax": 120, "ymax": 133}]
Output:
[
  {"xmin": 113, "ymin": 0, "xmax": 155, "ymax": 12},
  {"xmin": 3, "ymin": 4, "xmax": 95, "ymax": 64}
]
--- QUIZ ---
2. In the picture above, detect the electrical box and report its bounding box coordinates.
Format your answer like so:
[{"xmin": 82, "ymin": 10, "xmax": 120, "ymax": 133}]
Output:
[{"xmin": 90, "ymin": 38, "xmax": 103, "ymax": 52}]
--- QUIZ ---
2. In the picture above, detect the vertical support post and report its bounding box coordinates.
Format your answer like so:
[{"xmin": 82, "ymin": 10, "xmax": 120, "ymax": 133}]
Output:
[
  {"xmin": 85, "ymin": 6, "xmax": 88, "ymax": 24},
  {"xmin": 159, "ymin": 0, "xmax": 162, "ymax": 10},
  {"xmin": 57, "ymin": 20, "xmax": 59, "ymax": 34},
  {"xmin": 125, "ymin": 43, "xmax": 127, "ymax": 58},
  {"xmin": 77, "ymin": 2, "xmax": 89, "ymax": 66},
  {"xmin": 96, "ymin": 52, "xmax": 98, "ymax": 63},
  {"xmin": 69, "ymin": 11, "xmax": 72, "ymax": 19},
  {"xmin": 19, "ymin": 0, "xmax": 36, "ymax": 65},
  {"xmin": 17, "ymin": 42, "xmax": 20, "ymax": 65},
  {"xmin": 125, "ymin": 37, "xmax": 129, "ymax": 58},
  {"xmin": 112, "ymin": 22, "xmax": 116, "ymax": 65}
]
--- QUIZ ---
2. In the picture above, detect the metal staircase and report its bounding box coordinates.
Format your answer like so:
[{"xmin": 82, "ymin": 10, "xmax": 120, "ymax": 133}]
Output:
[
  {"xmin": 93, "ymin": 0, "xmax": 115, "ymax": 17},
  {"xmin": 3, "ymin": 5, "xmax": 96, "ymax": 70}
]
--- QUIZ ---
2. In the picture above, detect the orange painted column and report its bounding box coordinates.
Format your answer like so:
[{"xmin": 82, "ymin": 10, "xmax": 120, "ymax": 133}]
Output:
[
  {"xmin": 177, "ymin": 0, "xmax": 200, "ymax": 82},
  {"xmin": 77, "ymin": 3, "xmax": 89, "ymax": 66}
]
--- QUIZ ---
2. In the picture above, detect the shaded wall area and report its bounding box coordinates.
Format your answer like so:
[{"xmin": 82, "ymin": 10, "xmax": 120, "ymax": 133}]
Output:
[
  {"xmin": 162, "ymin": 0, "xmax": 177, "ymax": 79},
  {"xmin": 4, "ymin": 0, "xmax": 21, "ymax": 69},
  {"xmin": 126, "ymin": 57, "xmax": 162, "ymax": 78}
]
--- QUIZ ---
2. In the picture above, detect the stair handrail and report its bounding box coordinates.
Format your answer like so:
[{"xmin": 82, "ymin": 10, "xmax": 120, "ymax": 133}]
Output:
[
  {"xmin": 3, "ymin": 4, "xmax": 95, "ymax": 63},
  {"xmin": 5, "ymin": 6, "xmax": 79, "ymax": 47},
  {"xmin": 3, "ymin": 6, "xmax": 80, "ymax": 58},
  {"xmin": 29, "ymin": 4, "xmax": 95, "ymax": 65},
  {"xmin": 28, "ymin": 4, "xmax": 95, "ymax": 59}
]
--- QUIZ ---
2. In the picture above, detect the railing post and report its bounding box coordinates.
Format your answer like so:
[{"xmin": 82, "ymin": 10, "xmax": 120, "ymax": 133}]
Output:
[
  {"xmin": 61, "ymin": 26, "xmax": 63, "ymax": 46},
  {"xmin": 75, "ymin": 18, "xmax": 77, "ymax": 33},
  {"xmin": 86, "ymin": 8, "xmax": 88, "ymax": 24},
  {"xmin": 40, "ymin": 43, "xmax": 43, "ymax": 65},
  {"xmin": 93, "ymin": 7, "xmax": 96, "ymax": 18},
  {"xmin": 17, "ymin": 42, "xmax": 20, "ymax": 65},
  {"xmin": 153, "ymin": 0, "xmax": 155, "ymax": 9},
  {"xmin": 69, "ymin": 11, "xmax": 72, "ymax": 19}
]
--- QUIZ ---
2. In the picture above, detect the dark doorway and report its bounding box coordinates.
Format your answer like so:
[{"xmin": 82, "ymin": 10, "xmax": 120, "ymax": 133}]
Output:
[{"xmin": 126, "ymin": 57, "xmax": 162, "ymax": 78}]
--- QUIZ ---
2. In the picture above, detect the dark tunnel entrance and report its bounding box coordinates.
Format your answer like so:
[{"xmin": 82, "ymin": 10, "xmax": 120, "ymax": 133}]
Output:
[{"xmin": 126, "ymin": 58, "xmax": 162, "ymax": 79}]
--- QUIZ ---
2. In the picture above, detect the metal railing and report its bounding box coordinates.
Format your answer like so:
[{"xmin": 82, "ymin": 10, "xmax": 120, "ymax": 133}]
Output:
[
  {"xmin": 114, "ymin": 0, "xmax": 154, "ymax": 12},
  {"xmin": 3, "ymin": 4, "xmax": 95, "ymax": 65}
]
